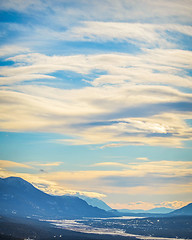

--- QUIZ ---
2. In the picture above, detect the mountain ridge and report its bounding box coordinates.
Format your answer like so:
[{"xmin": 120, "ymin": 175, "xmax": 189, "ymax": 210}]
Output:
[
  {"xmin": 1, "ymin": 176, "xmax": 191, "ymax": 219},
  {"xmin": 64, "ymin": 193, "xmax": 112, "ymax": 211},
  {"xmin": 169, "ymin": 203, "xmax": 192, "ymax": 216},
  {"xmin": 117, "ymin": 207, "xmax": 174, "ymax": 214},
  {"xmin": 0, "ymin": 177, "xmax": 113, "ymax": 219}
]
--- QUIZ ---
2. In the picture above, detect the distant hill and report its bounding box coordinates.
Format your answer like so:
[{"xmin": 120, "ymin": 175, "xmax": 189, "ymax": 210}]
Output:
[
  {"xmin": 0, "ymin": 177, "xmax": 113, "ymax": 219},
  {"xmin": 65, "ymin": 193, "xmax": 112, "ymax": 211},
  {"xmin": 118, "ymin": 207, "xmax": 174, "ymax": 214},
  {"xmin": 169, "ymin": 203, "xmax": 192, "ymax": 216},
  {"xmin": 118, "ymin": 209, "xmax": 146, "ymax": 214},
  {"xmin": 147, "ymin": 207, "xmax": 174, "ymax": 214}
]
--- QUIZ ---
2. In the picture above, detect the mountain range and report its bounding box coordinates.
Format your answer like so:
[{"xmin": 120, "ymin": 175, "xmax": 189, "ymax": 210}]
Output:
[
  {"xmin": 118, "ymin": 207, "xmax": 174, "ymax": 214},
  {"xmin": 0, "ymin": 177, "xmax": 192, "ymax": 220},
  {"xmin": 64, "ymin": 194, "xmax": 175, "ymax": 214},
  {"xmin": 0, "ymin": 177, "xmax": 112, "ymax": 219}
]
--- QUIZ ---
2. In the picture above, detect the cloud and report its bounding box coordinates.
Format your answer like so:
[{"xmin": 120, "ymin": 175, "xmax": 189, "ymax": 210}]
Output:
[
  {"xmin": 0, "ymin": 168, "xmax": 106, "ymax": 199},
  {"xmin": 101, "ymin": 174, "xmax": 192, "ymax": 188},
  {"xmin": 1, "ymin": 0, "xmax": 191, "ymax": 24},
  {"xmin": 29, "ymin": 162, "xmax": 63, "ymax": 167},
  {"xmin": 1, "ymin": 1, "xmax": 191, "ymax": 57},
  {"xmin": 63, "ymin": 22, "xmax": 192, "ymax": 48},
  {"xmin": 0, "ymin": 82, "xmax": 192, "ymax": 147},
  {"xmin": 2, "ymin": 49, "xmax": 192, "ymax": 89},
  {"xmin": 0, "ymin": 2, "xmax": 192, "ymax": 150},
  {"xmin": 58, "ymin": 190, "xmax": 106, "ymax": 199},
  {"xmin": 0, "ymin": 45, "xmax": 30, "ymax": 57},
  {"xmin": 0, "ymin": 74, "xmax": 55, "ymax": 85},
  {"xmin": 0, "ymin": 160, "xmax": 32, "ymax": 169},
  {"xmin": 33, "ymin": 160, "xmax": 192, "ymax": 192},
  {"xmin": 92, "ymin": 162, "xmax": 127, "ymax": 168},
  {"xmin": 136, "ymin": 157, "xmax": 149, "ymax": 161},
  {"xmin": 159, "ymin": 201, "xmax": 192, "ymax": 209},
  {"xmin": 0, "ymin": 0, "xmax": 48, "ymax": 13}
]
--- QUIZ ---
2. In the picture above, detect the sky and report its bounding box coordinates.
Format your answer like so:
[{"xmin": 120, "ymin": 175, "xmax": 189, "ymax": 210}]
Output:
[{"xmin": 0, "ymin": 0, "xmax": 192, "ymax": 211}]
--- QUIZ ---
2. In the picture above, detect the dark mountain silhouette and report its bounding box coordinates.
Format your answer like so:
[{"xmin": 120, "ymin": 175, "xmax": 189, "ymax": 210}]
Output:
[
  {"xmin": 0, "ymin": 177, "xmax": 113, "ymax": 219},
  {"xmin": 169, "ymin": 203, "xmax": 192, "ymax": 216}
]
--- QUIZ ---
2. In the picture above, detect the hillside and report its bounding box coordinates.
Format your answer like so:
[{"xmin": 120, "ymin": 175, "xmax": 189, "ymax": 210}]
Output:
[
  {"xmin": 169, "ymin": 203, "xmax": 192, "ymax": 216},
  {"xmin": 65, "ymin": 193, "xmax": 112, "ymax": 211}
]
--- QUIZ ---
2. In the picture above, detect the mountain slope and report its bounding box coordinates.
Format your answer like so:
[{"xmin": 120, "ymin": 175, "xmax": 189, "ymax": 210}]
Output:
[
  {"xmin": 65, "ymin": 193, "xmax": 112, "ymax": 211},
  {"xmin": 169, "ymin": 203, "xmax": 192, "ymax": 216},
  {"xmin": 0, "ymin": 177, "xmax": 112, "ymax": 219}
]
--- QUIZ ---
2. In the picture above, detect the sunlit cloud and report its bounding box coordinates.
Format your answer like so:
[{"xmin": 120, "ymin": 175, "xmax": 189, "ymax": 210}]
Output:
[
  {"xmin": 0, "ymin": 45, "xmax": 30, "ymax": 57},
  {"xmin": 157, "ymin": 201, "xmax": 192, "ymax": 209},
  {"xmin": 0, "ymin": 169, "xmax": 106, "ymax": 199},
  {"xmin": 63, "ymin": 22, "xmax": 192, "ymax": 48},
  {"xmin": 92, "ymin": 162, "xmax": 127, "ymax": 168},
  {"xmin": 0, "ymin": 160, "xmax": 32, "ymax": 169},
  {"xmin": 28, "ymin": 162, "xmax": 63, "ymax": 167},
  {"xmin": 136, "ymin": 157, "xmax": 149, "ymax": 161},
  {"xmin": 0, "ymin": 72, "xmax": 192, "ymax": 147},
  {"xmin": 0, "ymin": 48, "xmax": 191, "ymax": 87}
]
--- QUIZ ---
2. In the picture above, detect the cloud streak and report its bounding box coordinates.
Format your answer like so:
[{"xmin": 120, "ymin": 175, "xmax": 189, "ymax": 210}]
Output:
[
  {"xmin": 0, "ymin": 83, "xmax": 192, "ymax": 146},
  {"xmin": 63, "ymin": 22, "xmax": 192, "ymax": 48},
  {"xmin": 0, "ymin": 160, "xmax": 32, "ymax": 169},
  {"xmin": 0, "ymin": 47, "xmax": 192, "ymax": 147}
]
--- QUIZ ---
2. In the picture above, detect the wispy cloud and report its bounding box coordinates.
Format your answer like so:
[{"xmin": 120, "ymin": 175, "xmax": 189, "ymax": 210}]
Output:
[
  {"xmin": 136, "ymin": 157, "xmax": 149, "ymax": 161},
  {"xmin": 0, "ymin": 160, "xmax": 32, "ymax": 169},
  {"xmin": 0, "ymin": 167, "xmax": 106, "ymax": 199},
  {"xmin": 0, "ymin": 45, "xmax": 30, "ymax": 57},
  {"xmin": 28, "ymin": 162, "xmax": 63, "ymax": 167},
  {"xmin": 1, "ymin": 0, "xmax": 191, "ymax": 24},
  {"xmin": 92, "ymin": 162, "xmax": 128, "ymax": 168},
  {"xmin": 63, "ymin": 22, "xmax": 192, "ymax": 48},
  {"xmin": 0, "ymin": 47, "xmax": 192, "ymax": 147},
  {"xmin": 2, "ymin": 49, "xmax": 192, "ymax": 87},
  {"xmin": 0, "ymin": 84, "xmax": 192, "ymax": 146}
]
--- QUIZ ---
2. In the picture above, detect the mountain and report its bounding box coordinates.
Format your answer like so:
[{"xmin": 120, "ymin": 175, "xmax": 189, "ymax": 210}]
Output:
[
  {"xmin": 0, "ymin": 177, "xmax": 113, "ymax": 219},
  {"xmin": 65, "ymin": 193, "xmax": 112, "ymax": 211},
  {"xmin": 169, "ymin": 203, "xmax": 192, "ymax": 216},
  {"xmin": 146, "ymin": 207, "xmax": 174, "ymax": 214},
  {"xmin": 118, "ymin": 209, "xmax": 146, "ymax": 214},
  {"xmin": 118, "ymin": 207, "xmax": 174, "ymax": 214}
]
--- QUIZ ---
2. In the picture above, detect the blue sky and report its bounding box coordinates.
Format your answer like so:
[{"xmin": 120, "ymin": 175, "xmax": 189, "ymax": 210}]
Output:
[{"xmin": 0, "ymin": 0, "xmax": 192, "ymax": 210}]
